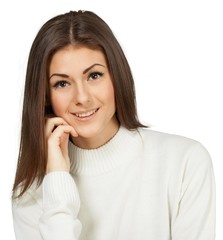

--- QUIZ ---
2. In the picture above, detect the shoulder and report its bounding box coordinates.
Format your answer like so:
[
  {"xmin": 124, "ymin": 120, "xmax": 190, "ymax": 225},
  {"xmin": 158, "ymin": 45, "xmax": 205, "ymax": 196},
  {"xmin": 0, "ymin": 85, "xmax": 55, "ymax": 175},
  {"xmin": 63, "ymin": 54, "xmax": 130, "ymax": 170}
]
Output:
[
  {"xmin": 137, "ymin": 127, "xmax": 205, "ymax": 150},
  {"xmin": 137, "ymin": 127, "xmax": 212, "ymax": 167},
  {"xmin": 138, "ymin": 127, "xmax": 197, "ymax": 146}
]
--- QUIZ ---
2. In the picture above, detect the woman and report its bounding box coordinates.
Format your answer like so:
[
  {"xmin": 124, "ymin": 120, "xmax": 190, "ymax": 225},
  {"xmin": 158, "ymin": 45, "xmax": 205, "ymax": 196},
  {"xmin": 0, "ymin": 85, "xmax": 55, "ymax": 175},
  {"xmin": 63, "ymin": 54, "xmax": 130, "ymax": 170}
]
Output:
[{"xmin": 12, "ymin": 10, "xmax": 215, "ymax": 240}]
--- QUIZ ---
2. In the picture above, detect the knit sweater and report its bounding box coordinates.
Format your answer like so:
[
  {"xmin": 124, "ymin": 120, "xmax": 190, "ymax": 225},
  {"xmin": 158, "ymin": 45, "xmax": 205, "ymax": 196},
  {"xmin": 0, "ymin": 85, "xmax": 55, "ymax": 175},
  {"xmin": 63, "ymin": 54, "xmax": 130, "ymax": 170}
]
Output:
[{"xmin": 12, "ymin": 127, "xmax": 215, "ymax": 240}]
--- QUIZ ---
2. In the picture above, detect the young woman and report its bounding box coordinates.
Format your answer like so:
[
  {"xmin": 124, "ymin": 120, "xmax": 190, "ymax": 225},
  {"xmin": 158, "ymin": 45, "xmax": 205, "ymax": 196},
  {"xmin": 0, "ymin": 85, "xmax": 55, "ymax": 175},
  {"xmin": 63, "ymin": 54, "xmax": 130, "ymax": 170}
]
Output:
[{"xmin": 12, "ymin": 10, "xmax": 215, "ymax": 240}]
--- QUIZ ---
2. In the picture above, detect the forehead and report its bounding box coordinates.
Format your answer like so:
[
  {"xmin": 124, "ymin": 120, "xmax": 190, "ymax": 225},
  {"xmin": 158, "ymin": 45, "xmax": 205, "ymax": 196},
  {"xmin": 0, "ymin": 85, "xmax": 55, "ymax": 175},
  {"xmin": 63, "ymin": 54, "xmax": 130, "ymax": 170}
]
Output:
[{"xmin": 50, "ymin": 45, "xmax": 107, "ymax": 71}]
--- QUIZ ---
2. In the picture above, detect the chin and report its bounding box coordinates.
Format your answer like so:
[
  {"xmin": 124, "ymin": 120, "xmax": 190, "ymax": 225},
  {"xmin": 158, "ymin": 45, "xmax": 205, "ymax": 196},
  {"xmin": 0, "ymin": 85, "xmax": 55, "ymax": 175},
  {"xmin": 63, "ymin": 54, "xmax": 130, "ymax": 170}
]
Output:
[{"xmin": 75, "ymin": 125, "xmax": 102, "ymax": 138}]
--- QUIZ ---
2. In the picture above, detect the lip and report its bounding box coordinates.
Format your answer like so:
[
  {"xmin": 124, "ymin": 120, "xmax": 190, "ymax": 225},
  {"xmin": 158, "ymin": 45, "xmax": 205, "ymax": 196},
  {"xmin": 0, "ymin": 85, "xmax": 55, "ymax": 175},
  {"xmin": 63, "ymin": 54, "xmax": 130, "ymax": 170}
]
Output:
[{"xmin": 71, "ymin": 108, "xmax": 99, "ymax": 122}]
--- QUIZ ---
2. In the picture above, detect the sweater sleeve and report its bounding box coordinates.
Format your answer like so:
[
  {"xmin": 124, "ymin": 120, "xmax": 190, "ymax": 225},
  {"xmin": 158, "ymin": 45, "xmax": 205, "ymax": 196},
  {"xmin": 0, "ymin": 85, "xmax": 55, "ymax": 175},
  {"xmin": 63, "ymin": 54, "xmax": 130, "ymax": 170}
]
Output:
[
  {"xmin": 171, "ymin": 143, "xmax": 216, "ymax": 240},
  {"xmin": 12, "ymin": 172, "xmax": 82, "ymax": 240}
]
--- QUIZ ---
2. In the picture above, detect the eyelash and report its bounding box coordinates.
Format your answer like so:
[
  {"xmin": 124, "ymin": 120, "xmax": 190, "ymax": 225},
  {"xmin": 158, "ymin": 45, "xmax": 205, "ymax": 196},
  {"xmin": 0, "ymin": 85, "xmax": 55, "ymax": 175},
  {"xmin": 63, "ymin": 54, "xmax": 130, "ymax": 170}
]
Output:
[
  {"xmin": 53, "ymin": 81, "xmax": 70, "ymax": 89},
  {"xmin": 88, "ymin": 71, "xmax": 104, "ymax": 80},
  {"xmin": 53, "ymin": 71, "xmax": 104, "ymax": 89}
]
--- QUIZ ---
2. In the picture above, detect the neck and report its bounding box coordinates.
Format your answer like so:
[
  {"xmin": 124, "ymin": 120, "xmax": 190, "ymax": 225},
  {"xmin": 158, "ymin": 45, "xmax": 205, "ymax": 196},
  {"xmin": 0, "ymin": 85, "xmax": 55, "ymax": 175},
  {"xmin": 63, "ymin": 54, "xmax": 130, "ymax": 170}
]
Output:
[{"xmin": 68, "ymin": 126, "xmax": 142, "ymax": 176}]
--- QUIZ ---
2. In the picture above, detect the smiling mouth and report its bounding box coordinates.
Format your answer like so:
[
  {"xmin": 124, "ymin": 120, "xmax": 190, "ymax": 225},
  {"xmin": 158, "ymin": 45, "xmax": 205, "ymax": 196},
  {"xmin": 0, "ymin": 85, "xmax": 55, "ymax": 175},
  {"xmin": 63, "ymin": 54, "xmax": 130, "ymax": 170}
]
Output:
[{"xmin": 73, "ymin": 108, "xmax": 99, "ymax": 118}]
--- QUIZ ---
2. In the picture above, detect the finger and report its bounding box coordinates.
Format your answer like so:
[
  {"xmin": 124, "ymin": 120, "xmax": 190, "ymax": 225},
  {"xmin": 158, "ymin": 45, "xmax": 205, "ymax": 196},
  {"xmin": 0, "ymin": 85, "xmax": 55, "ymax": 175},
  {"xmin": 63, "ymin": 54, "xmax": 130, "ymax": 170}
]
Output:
[
  {"xmin": 45, "ymin": 117, "xmax": 69, "ymax": 138},
  {"xmin": 48, "ymin": 125, "xmax": 78, "ymax": 146}
]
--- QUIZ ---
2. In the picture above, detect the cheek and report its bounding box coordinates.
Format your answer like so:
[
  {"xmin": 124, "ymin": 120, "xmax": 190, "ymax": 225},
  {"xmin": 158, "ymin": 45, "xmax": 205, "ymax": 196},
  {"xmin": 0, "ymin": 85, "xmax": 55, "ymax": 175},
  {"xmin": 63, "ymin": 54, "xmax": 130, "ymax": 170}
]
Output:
[
  {"xmin": 108, "ymin": 91, "xmax": 116, "ymax": 110},
  {"xmin": 101, "ymin": 83, "xmax": 116, "ymax": 110},
  {"xmin": 108, "ymin": 82, "xmax": 116, "ymax": 106},
  {"xmin": 50, "ymin": 94, "xmax": 70, "ymax": 115}
]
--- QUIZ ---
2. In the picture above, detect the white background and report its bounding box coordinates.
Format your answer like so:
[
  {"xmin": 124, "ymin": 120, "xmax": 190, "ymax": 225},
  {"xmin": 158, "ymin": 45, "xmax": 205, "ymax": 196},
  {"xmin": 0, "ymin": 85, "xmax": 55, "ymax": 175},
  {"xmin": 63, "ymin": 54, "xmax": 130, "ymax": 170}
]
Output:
[{"xmin": 0, "ymin": 0, "xmax": 222, "ymax": 239}]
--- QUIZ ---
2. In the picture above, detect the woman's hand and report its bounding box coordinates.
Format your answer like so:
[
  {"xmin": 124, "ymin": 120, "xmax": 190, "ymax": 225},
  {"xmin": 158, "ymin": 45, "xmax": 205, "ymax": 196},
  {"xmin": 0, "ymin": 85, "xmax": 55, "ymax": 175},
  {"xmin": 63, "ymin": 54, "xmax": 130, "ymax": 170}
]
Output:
[{"xmin": 45, "ymin": 117, "xmax": 78, "ymax": 173}]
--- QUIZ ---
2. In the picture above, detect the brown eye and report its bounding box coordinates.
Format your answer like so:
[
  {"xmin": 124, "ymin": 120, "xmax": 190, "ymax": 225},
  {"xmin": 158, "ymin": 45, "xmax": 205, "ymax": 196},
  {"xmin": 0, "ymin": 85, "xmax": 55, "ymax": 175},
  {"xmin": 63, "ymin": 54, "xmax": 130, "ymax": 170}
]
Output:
[
  {"xmin": 54, "ymin": 80, "xmax": 70, "ymax": 88},
  {"xmin": 88, "ymin": 72, "xmax": 104, "ymax": 81}
]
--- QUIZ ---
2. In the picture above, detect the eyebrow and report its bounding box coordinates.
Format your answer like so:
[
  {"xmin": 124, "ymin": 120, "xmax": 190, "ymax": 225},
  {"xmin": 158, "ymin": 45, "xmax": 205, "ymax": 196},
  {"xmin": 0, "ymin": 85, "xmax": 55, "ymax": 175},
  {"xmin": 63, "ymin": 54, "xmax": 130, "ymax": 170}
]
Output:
[
  {"xmin": 83, "ymin": 63, "xmax": 105, "ymax": 74},
  {"xmin": 49, "ymin": 63, "xmax": 106, "ymax": 80}
]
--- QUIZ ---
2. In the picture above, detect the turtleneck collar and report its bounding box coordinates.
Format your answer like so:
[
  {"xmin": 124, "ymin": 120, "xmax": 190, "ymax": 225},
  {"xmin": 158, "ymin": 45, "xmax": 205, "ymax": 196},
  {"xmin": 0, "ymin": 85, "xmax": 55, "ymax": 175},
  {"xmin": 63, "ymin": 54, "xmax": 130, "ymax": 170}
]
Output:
[{"xmin": 68, "ymin": 126, "xmax": 142, "ymax": 176}]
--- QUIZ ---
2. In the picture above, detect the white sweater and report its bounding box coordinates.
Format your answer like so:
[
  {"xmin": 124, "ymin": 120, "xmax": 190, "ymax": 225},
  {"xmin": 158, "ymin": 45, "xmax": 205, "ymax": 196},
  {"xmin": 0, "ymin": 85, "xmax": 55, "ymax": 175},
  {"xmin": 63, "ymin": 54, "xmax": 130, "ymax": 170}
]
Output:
[{"xmin": 12, "ymin": 127, "xmax": 215, "ymax": 240}]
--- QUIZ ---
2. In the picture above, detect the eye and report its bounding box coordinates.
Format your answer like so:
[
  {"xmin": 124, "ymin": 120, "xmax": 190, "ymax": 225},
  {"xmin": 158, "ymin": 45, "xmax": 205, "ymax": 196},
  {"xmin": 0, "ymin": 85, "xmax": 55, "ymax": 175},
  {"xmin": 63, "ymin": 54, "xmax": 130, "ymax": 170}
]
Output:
[
  {"xmin": 53, "ymin": 80, "xmax": 70, "ymax": 89},
  {"xmin": 88, "ymin": 72, "xmax": 104, "ymax": 81}
]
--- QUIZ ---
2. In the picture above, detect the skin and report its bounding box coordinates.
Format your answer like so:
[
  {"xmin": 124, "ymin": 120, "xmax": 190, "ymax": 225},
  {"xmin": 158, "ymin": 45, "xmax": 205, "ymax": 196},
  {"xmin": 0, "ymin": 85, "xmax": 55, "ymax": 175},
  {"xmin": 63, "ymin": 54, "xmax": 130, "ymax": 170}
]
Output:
[{"xmin": 45, "ymin": 45, "xmax": 119, "ymax": 173}]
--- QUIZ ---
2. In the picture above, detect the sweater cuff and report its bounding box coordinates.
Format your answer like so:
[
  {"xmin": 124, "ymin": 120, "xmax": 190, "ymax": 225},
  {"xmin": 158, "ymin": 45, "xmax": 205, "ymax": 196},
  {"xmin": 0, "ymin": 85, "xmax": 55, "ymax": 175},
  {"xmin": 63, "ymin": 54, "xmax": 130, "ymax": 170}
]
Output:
[{"xmin": 42, "ymin": 171, "xmax": 80, "ymax": 216}]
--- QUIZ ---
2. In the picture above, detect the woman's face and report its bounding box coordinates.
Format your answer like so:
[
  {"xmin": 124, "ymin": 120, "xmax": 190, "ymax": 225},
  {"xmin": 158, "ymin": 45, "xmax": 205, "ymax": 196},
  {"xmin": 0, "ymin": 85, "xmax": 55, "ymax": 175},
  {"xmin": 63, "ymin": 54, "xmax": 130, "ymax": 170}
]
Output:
[{"xmin": 49, "ymin": 45, "xmax": 119, "ymax": 149}]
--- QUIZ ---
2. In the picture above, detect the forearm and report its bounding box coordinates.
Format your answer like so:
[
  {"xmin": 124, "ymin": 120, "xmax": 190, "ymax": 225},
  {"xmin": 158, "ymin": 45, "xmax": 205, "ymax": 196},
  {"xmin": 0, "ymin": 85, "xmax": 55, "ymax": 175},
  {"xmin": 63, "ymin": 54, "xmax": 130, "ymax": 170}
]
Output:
[
  {"xmin": 12, "ymin": 172, "xmax": 82, "ymax": 240},
  {"xmin": 39, "ymin": 172, "xmax": 82, "ymax": 240}
]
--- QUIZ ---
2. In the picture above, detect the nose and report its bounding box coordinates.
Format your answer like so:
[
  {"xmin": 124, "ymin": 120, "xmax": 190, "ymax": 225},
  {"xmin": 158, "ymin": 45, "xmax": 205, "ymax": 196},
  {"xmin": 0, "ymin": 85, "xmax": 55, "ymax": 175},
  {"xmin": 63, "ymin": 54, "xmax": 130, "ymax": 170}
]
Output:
[{"xmin": 74, "ymin": 82, "xmax": 91, "ymax": 105}]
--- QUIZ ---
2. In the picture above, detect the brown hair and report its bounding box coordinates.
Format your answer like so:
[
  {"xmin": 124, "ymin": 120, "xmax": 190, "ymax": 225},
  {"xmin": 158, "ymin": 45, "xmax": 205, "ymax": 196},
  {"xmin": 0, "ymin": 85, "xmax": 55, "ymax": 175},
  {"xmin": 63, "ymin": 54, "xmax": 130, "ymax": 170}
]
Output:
[{"xmin": 12, "ymin": 10, "xmax": 147, "ymax": 197}]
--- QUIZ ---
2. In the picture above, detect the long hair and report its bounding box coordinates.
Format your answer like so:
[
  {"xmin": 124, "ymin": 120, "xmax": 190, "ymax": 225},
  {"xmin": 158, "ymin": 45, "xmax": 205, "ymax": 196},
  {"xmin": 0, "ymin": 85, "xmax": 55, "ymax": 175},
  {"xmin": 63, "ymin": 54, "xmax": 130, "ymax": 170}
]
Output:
[{"xmin": 12, "ymin": 10, "xmax": 147, "ymax": 197}]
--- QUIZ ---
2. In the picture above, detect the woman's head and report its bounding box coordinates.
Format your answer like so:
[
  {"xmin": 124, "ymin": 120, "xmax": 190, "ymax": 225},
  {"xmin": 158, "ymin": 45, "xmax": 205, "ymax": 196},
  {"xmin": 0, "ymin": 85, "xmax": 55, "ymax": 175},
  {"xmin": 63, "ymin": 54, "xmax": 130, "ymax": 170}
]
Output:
[
  {"xmin": 27, "ymin": 10, "xmax": 144, "ymax": 129},
  {"xmin": 49, "ymin": 45, "xmax": 119, "ymax": 149},
  {"xmin": 13, "ymin": 10, "xmax": 146, "ymax": 197}
]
